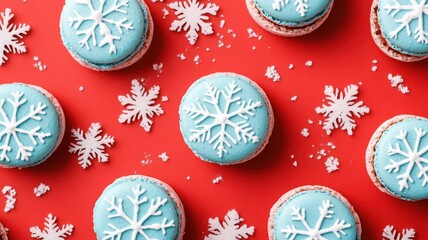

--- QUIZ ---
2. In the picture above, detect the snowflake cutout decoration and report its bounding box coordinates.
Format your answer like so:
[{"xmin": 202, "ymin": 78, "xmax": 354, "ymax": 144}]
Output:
[
  {"xmin": 315, "ymin": 84, "xmax": 370, "ymax": 135},
  {"xmin": 383, "ymin": 0, "xmax": 428, "ymax": 44},
  {"xmin": 68, "ymin": 0, "xmax": 134, "ymax": 54},
  {"xmin": 383, "ymin": 225, "xmax": 415, "ymax": 240},
  {"xmin": 0, "ymin": 92, "xmax": 51, "ymax": 162},
  {"xmin": 385, "ymin": 128, "xmax": 428, "ymax": 191},
  {"xmin": 272, "ymin": 0, "xmax": 309, "ymax": 17},
  {"xmin": 69, "ymin": 123, "xmax": 114, "ymax": 169},
  {"xmin": 103, "ymin": 184, "xmax": 175, "ymax": 239},
  {"xmin": 204, "ymin": 209, "xmax": 254, "ymax": 240},
  {"xmin": 30, "ymin": 214, "xmax": 74, "ymax": 240},
  {"xmin": 0, "ymin": 8, "xmax": 30, "ymax": 65},
  {"xmin": 118, "ymin": 80, "xmax": 164, "ymax": 132},
  {"xmin": 184, "ymin": 81, "xmax": 262, "ymax": 158},
  {"xmin": 169, "ymin": 0, "xmax": 219, "ymax": 45},
  {"xmin": 281, "ymin": 200, "xmax": 351, "ymax": 240}
]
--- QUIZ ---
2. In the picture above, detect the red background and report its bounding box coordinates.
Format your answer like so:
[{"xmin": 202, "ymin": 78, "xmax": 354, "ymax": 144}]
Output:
[{"xmin": 1, "ymin": 0, "xmax": 428, "ymax": 239}]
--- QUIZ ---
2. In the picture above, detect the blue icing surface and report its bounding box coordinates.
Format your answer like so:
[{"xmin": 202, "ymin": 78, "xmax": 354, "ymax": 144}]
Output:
[
  {"xmin": 0, "ymin": 84, "xmax": 61, "ymax": 168},
  {"xmin": 274, "ymin": 190, "xmax": 358, "ymax": 240},
  {"xmin": 374, "ymin": 117, "xmax": 428, "ymax": 200},
  {"xmin": 60, "ymin": 0, "xmax": 148, "ymax": 69},
  {"xmin": 179, "ymin": 74, "xmax": 272, "ymax": 165},
  {"xmin": 93, "ymin": 176, "xmax": 182, "ymax": 240},
  {"xmin": 378, "ymin": 0, "xmax": 428, "ymax": 56},
  {"xmin": 254, "ymin": 0, "xmax": 333, "ymax": 27}
]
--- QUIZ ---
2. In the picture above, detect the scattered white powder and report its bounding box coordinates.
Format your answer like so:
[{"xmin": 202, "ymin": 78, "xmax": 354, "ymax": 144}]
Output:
[
  {"xmin": 293, "ymin": 161, "xmax": 298, "ymax": 167},
  {"xmin": 177, "ymin": 53, "xmax": 186, "ymax": 60},
  {"xmin": 152, "ymin": 62, "xmax": 163, "ymax": 73},
  {"xmin": 288, "ymin": 64, "xmax": 294, "ymax": 70},
  {"xmin": 247, "ymin": 28, "xmax": 262, "ymax": 40},
  {"xmin": 371, "ymin": 66, "xmax": 378, "ymax": 72},
  {"xmin": 212, "ymin": 176, "xmax": 223, "ymax": 184},
  {"xmin": 325, "ymin": 156, "xmax": 339, "ymax": 173},
  {"xmin": 308, "ymin": 119, "xmax": 313, "ymax": 125},
  {"xmin": 33, "ymin": 56, "xmax": 47, "ymax": 72},
  {"xmin": 220, "ymin": 19, "xmax": 225, "ymax": 28},
  {"xmin": 162, "ymin": 8, "xmax": 169, "ymax": 19},
  {"xmin": 2, "ymin": 186, "xmax": 16, "ymax": 213},
  {"xmin": 265, "ymin": 65, "xmax": 280, "ymax": 82},
  {"xmin": 79, "ymin": 86, "xmax": 84, "ymax": 92},
  {"xmin": 290, "ymin": 96, "xmax": 298, "ymax": 101},
  {"xmin": 305, "ymin": 60, "xmax": 313, "ymax": 67},
  {"xmin": 34, "ymin": 183, "xmax": 50, "ymax": 197},
  {"xmin": 194, "ymin": 55, "xmax": 201, "ymax": 65},
  {"xmin": 301, "ymin": 128, "xmax": 310, "ymax": 137},
  {"xmin": 388, "ymin": 74, "xmax": 409, "ymax": 94},
  {"xmin": 186, "ymin": 176, "xmax": 191, "ymax": 180},
  {"xmin": 158, "ymin": 152, "xmax": 169, "ymax": 162},
  {"xmin": 161, "ymin": 96, "xmax": 169, "ymax": 102}
]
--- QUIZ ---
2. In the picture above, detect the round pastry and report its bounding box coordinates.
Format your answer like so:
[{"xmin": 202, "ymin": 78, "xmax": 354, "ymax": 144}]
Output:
[
  {"xmin": 268, "ymin": 186, "xmax": 361, "ymax": 240},
  {"xmin": 366, "ymin": 115, "xmax": 428, "ymax": 201},
  {"xmin": 60, "ymin": 0, "xmax": 154, "ymax": 71},
  {"xmin": 370, "ymin": 0, "xmax": 428, "ymax": 62},
  {"xmin": 0, "ymin": 222, "xmax": 7, "ymax": 240},
  {"xmin": 246, "ymin": 0, "xmax": 334, "ymax": 36},
  {"xmin": 0, "ymin": 83, "xmax": 65, "ymax": 168},
  {"xmin": 93, "ymin": 175, "xmax": 185, "ymax": 240},
  {"xmin": 179, "ymin": 72, "xmax": 274, "ymax": 165}
]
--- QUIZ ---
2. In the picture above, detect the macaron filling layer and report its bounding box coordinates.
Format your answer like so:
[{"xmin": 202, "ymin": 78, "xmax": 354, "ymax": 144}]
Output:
[
  {"xmin": 377, "ymin": 0, "xmax": 428, "ymax": 56},
  {"xmin": 60, "ymin": 0, "xmax": 149, "ymax": 70},
  {"xmin": 0, "ymin": 84, "xmax": 62, "ymax": 168},
  {"xmin": 273, "ymin": 190, "xmax": 358, "ymax": 240},
  {"xmin": 179, "ymin": 73, "xmax": 272, "ymax": 165},
  {"xmin": 374, "ymin": 117, "xmax": 428, "ymax": 200},
  {"xmin": 93, "ymin": 176, "xmax": 182, "ymax": 239},
  {"xmin": 254, "ymin": 0, "xmax": 333, "ymax": 27}
]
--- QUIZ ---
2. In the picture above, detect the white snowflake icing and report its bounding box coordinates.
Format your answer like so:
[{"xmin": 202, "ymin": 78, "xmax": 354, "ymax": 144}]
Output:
[
  {"xmin": 385, "ymin": 128, "xmax": 428, "ymax": 191},
  {"xmin": 204, "ymin": 209, "xmax": 254, "ymax": 240},
  {"xmin": 0, "ymin": 8, "xmax": 30, "ymax": 65},
  {"xmin": 118, "ymin": 80, "xmax": 164, "ymax": 132},
  {"xmin": 68, "ymin": 0, "xmax": 134, "ymax": 54},
  {"xmin": 382, "ymin": 0, "xmax": 428, "ymax": 44},
  {"xmin": 169, "ymin": 0, "xmax": 219, "ymax": 45},
  {"xmin": 315, "ymin": 84, "xmax": 370, "ymax": 135},
  {"xmin": 325, "ymin": 156, "xmax": 339, "ymax": 173},
  {"xmin": 183, "ymin": 81, "xmax": 262, "ymax": 158},
  {"xmin": 273, "ymin": 0, "xmax": 309, "ymax": 17},
  {"xmin": 103, "ymin": 184, "xmax": 175, "ymax": 239},
  {"xmin": 34, "ymin": 183, "xmax": 50, "ymax": 197},
  {"xmin": 2, "ymin": 186, "xmax": 16, "ymax": 213},
  {"xmin": 30, "ymin": 214, "xmax": 74, "ymax": 240},
  {"xmin": 69, "ymin": 123, "xmax": 114, "ymax": 169},
  {"xmin": 383, "ymin": 225, "xmax": 415, "ymax": 240},
  {"xmin": 0, "ymin": 91, "xmax": 51, "ymax": 162},
  {"xmin": 281, "ymin": 200, "xmax": 351, "ymax": 240}
]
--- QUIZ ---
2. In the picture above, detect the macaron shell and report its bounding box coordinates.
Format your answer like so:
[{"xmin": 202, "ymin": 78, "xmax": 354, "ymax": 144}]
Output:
[{"xmin": 93, "ymin": 175, "xmax": 185, "ymax": 240}]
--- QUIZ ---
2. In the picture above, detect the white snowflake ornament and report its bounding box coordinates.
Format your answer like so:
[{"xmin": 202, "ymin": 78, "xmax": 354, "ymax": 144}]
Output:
[
  {"xmin": 383, "ymin": 225, "xmax": 415, "ymax": 240},
  {"xmin": 272, "ymin": 0, "xmax": 310, "ymax": 17},
  {"xmin": 30, "ymin": 214, "xmax": 74, "ymax": 240},
  {"xmin": 316, "ymin": 84, "xmax": 370, "ymax": 135},
  {"xmin": 118, "ymin": 79, "xmax": 164, "ymax": 132},
  {"xmin": 0, "ymin": 8, "xmax": 30, "ymax": 65},
  {"xmin": 204, "ymin": 209, "xmax": 255, "ymax": 240},
  {"xmin": 169, "ymin": 0, "xmax": 219, "ymax": 45},
  {"xmin": 69, "ymin": 123, "xmax": 115, "ymax": 169}
]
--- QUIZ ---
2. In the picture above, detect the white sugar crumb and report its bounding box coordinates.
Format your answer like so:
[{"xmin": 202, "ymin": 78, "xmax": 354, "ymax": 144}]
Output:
[
  {"xmin": 212, "ymin": 176, "xmax": 223, "ymax": 184},
  {"xmin": 301, "ymin": 128, "xmax": 310, "ymax": 137},
  {"xmin": 252, "ymin": 46, "xmax": 256, "ymax": 50},
  {"xmin": 372, "ymin": 59, "xmax": 378, "ymax": 64},
  {"xmin": 33, "ymin": 56, "xmax": 47, "ymax": 72},
  {"xmin": 141, "ymin": 153, "xmax": 152, "ymax": 165},
  {"xmin": 194, "ymin": 55, "xmax": 201, "ymax": 65},
  {"xmin": 162, "ymin": 8, "xmax": 169, "ymax": 19},
  {"xmin": 152, "ymin": 62, "xmax": 163, "ymax": 73},
  {"xmin": 152, "ymin": 0, "xmax": 164, "ymax": 2},
  {"xmin": 177, "ymin": 53, "xmax": 186, "ymax": 60},
  {"xmin": 325, "ymin": 156, "xmax": 339, "ymax": 173},
  {"xmin": 288, "ymin": 64, "xmax": 294, "ymax": 70},
  {"xmin": 308, "ymin": 119, "xmax": 314, "ymax": 125},
  {"xmin": 317, "ymin": 149, "xmax": 327, "ymax": 160},
  {"xmin": 158, "ymin": 152, "xmax": 169, "ymax": 162},
  {"xmin": 305, "ymin": 60, "xmax": 313, "ymax": 67},
  {"xmin": 247, "ymin": 28, "xmax": 262, "ymax": 40},
  {"xmin": 265, "ymin": 65, "xmax": 280, "ymax": 82},
  {"xmin": 2, "ymin": 186, "xmax": 16, "ymax": 213},
  {"xmin": 291, "ymin": 96, "xmax": 298, "ymax": 101},
  {"xmin": 327, "ymin": 142, "xmax": 336, "ymax": 149},
  {"xmin": 212, "ymin": 58, "xmax": 216, "ymax": 62},
  {"xmin": 34, "ymin": 183, "xmax": 50, "ymax": 197},
  {"xmin": 388, "ymin": 74, "xmax": 410, "ymax": 94},
  {"xmin": 290, "ymin": 154, "xmax": 295, "ymax": 159},
  {"xmin": 309, "ymin": 154, "xmax": 314, "ymax": 159},
  {"xmin": 186, "ymin": 176, "xmax": 191, "ymax": 180},
  {"xmin": 220, "ymin": 19, "xmax": 225, "ymax": 28},
  {"xmin": 371, "ymin": 66, "xmax": 378, "ymax": 72},
  {"xmin": 79, "ymin": 86, "xmax": 84, "ymax": 91},
  {"xmin": 206, "ymin": 48, "xmax": 211, "ymax": 51},
  {"xmin": 293, "ymin": 161, "xmax": 298, "ymax": 167},
  {"xmin": 161, "ymin": 96, "xmax": 169, "ymax": 102}
]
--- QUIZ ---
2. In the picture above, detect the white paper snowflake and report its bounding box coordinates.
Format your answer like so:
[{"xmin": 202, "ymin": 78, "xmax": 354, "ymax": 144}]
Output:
[
  {"xmin": 30, "ymin": 214, "xmax": 74, "ymax": 240},
  {"xmin": 0, "ymin": 91, "xmax": 51, "ymax": 162},
  {"xmin": 118, "ymin": 80, "xmax": 164, "ymax": 132},
  {"xmin": 281, "ymin": 200, "xmax": 351, "ymax": 239},
  {"xmin": 325, "ymin": 156, "xmax": 339, "ymax": 173},
  {"xmin": 103, "ymin": 184, "xmax": 175, "ymax": 239},
  {"xmin": 383, "ymin": 225, "xmax": 415, "ymax": 240},
  {"xmin": 0, "ymin": 8, "xmax": 30, "ymax": 65},
  {"xmin": 272, "ymin": 0, "xmax": 309, "ymax": 17},
  {"xmin": 385, "ymin": 128, "xmax": 428, "ymax": 191},
  {"xmin": 68, "ymin": 0, "xmax": 134, "ymax": 54},
  {"xmin": 169, "ymin": 0, "xmax": 219, "ymax": 45},
  {"xmin": 383, "ymin": 0, "xmax": 428, "ymax": 44},
  {"xmin": 69, "ymin": 123, "xmax": 115, "ymax": 169},
  {"xmin": 2, "ymin": 186, "xmax": 16, "ymax": 213},
  {"xmin": 183, "ymin": 81, "xmax": 262, "ymax": 158},
  {"xmin": 315, "ymin": 84, "xmax": 370, "ymax": 135},
  {"xmin": 204, "ymin": 209, "xmax": 255, "ymax": 240}
]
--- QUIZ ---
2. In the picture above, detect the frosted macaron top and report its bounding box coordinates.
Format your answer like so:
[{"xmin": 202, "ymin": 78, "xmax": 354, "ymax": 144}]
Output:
[
  {"xmin": 254, "ymin": 0, "xmax": 334, "ymax": 27},
  {"xmin": 273, "ymin": 189, "xmax": 359, "ymax": 240},
  {"xmin": 0, "ymin": 84, "xmax": 62, "ymax": 168},
  {"xmin": 93, "ymin": 176, "xmax": 183, "ymax": 240},
  {"xmin": 374, "ymin": 116, "xmax": 428, "ymax": 200},
  {"xmin": 179, "ymin": 73, "xmax": 273, "ymax": 165},
  {"xmin": 60, "ymin": 0, "xmax": 149, "ymax": 69},
  {"xmin": 377, "ymin": 0, "xmax": 428, "ymax": 56}
]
